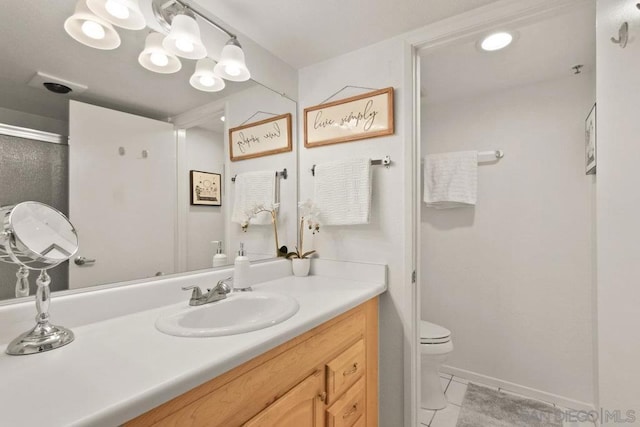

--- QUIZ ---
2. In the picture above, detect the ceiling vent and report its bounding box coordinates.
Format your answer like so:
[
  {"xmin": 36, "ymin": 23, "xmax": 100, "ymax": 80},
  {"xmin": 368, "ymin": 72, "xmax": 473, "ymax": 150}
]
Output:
[{"xmin": 27, "ymin": 72, "xmax": 88, "ymax": 95}]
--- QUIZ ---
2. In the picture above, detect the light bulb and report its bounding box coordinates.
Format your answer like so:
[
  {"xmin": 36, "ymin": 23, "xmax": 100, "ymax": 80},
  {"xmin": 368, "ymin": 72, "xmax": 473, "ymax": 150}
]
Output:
[
  {"xmin": 480, "ymin": 32, "xmax": 513, "ymax": 51},
  {"xmin": 149, "ymin": 52, "xmax": 169, "ymax": 67},
  {"xmin": 224, "ymin": 64, "xmax": 241, "ymax": 77},
  {"xmin": 81, "ymin": 20, "xmax": 106, "ymax": 40},
  {"xmin": 105, "ymin": 0, "xmax": 130, "ymax": 19},
  {"xmin": 199, "ymin": 75, "xmax": 215, "ymax": 87},
  {"xmin": 175, "ymin": 38, "xmax": 194, "ymax": 53}
]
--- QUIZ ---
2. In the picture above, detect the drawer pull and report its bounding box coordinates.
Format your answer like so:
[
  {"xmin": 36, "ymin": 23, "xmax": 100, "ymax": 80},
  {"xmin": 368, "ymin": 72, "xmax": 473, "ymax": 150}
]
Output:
[
  {"xmin": 343, "ymin": 362, "xmax": 358, "ymax": 376},
  {"xmin": 319, "ymin": 391, "xmax": 327, "ymax": 403},
  {"xmin": 343, "ymin": 403, "xmax": 358, "ymax": 419}
]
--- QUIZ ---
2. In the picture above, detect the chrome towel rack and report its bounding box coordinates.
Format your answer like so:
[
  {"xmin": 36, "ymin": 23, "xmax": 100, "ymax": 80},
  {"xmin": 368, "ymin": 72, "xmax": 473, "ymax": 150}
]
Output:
[
  {"xmin": 311, "ymin": 155, "xmax": 391, "ymax": 176},
  {"xmin": 231, "ymin": 168, "xmax": 288, "ymax": 182},
  {"xmin": 478, "ymin": 150, "xmax": 504, "ymax": 160}
]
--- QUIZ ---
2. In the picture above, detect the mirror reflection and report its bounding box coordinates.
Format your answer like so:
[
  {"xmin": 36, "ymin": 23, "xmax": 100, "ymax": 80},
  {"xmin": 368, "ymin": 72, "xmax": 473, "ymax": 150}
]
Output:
[
  {"xmin": 0, "ymin": 0, "xmax": 297, "ymax": 301},
  {"xmin": 0, "ymin": 201, "xmax": 79, "ymax": 267}
]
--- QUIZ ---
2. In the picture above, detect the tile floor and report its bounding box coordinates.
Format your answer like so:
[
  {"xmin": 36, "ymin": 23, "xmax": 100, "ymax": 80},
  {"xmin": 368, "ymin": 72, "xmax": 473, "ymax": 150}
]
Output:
[
  {"xmin": 419, "ymin": 374, "xmax": 595, "ymax": 427},
  {"xmin": 419, "ymin": 373, "xmax": 466, "ymax": 427}
]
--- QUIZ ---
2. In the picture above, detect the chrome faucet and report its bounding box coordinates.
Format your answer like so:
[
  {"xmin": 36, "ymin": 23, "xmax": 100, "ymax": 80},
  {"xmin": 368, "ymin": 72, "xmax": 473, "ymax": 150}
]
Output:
[{"xmin": 182, "ymin": 279, "xmax": 232, "ymax": 306}]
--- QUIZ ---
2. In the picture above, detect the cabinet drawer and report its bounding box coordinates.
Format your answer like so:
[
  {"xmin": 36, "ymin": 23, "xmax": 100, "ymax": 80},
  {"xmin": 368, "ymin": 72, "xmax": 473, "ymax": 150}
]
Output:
[
  {"xmin": 326, "ymin": 378, "xmax": 365, "ymax": 427},
  {"xmin": 326, "ymin": 339, "xmax": 365, "ymax": 404}
]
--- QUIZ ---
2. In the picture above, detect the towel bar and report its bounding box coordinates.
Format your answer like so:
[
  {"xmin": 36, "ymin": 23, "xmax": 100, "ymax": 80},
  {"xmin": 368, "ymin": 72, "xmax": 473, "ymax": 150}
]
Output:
[
  {"xmin": 231, "ymin": 168, "xmax": 287, "ymax": 183},
  {"xmin": 311, "ymin": 156, "xmax": 391, "ymax": 176},
  {"xmin": 479, "ymin": 150, "xmax": 504, "ymax": 159}
]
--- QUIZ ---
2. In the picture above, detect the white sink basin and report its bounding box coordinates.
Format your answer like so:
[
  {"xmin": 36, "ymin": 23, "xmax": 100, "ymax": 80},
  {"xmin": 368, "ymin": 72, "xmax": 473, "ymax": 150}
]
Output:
[{"xmin": 155, "ymin": 291, "xmax": 299, "ymax": 337}]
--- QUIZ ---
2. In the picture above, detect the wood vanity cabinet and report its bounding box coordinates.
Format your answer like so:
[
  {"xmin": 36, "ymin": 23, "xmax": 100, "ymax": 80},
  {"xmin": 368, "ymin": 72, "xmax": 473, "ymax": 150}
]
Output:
[{"xmin": 125, "ymin": 297, "xmax": 378, "ymax": 427}]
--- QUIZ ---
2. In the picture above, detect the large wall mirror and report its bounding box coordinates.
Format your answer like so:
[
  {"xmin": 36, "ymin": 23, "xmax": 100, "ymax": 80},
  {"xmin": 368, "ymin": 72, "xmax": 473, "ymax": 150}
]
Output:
[{"xmin": 0, "ymin": 0, "xmax": 298, "ymax": 302}]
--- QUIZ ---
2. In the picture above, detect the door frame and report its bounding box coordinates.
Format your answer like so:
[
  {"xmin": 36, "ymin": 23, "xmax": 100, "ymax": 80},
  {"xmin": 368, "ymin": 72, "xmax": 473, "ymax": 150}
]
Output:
[{"xmin": 400, "ymin": 0, "xmax": 587, "ymax": 424}]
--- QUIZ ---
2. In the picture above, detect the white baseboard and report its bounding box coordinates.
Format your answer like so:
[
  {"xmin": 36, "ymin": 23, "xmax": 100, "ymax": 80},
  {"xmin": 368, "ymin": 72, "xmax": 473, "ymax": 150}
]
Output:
[{"xmin": 441, "ymin": 365, "xmax": 595, "ymax": 413}]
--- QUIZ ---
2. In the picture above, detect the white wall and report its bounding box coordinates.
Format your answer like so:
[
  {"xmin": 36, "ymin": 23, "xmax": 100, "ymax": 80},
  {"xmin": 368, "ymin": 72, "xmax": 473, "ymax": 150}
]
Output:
[
  {"xmin": 185, "ymin": 127, "xmax": 226, "ymax": 271},
  {"xmin": 298, "ymin": 38, "xmax": 410, "ymax": 427},
  {"xmin": 421, "ymin": 74, "xmax": 596, "ymax": 407},
  {"xmin": 596, "ymin": 0, "xmax": 640, "ymax": 420},
  {"xmin": 225, "ymin": 84, "xmax": 298, "ymax": 261}
]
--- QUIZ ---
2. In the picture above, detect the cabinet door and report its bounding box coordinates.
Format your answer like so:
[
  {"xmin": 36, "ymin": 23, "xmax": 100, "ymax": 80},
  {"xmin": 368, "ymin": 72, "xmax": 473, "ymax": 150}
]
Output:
[{"xmin": 243, "ymin": 370, "xmax": 325, "ymax": 427}]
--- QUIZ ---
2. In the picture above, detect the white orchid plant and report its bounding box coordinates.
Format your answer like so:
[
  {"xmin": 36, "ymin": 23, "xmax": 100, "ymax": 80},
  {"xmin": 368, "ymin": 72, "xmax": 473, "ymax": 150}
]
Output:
[
  {"xmin": 240, "ymin": 203, "xmax": 284, "ymax": 256},
  {"xmin": 286, "ymin": 200, "xmax": 321, "ymax": 260}
]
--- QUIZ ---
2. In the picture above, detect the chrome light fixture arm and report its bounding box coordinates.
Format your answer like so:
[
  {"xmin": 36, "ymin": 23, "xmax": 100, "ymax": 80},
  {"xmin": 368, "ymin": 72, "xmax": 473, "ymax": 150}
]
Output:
[
  {"xmin": 153, "ymin": 0, "xmax": 236, "ymax": 39},
  {"xmin": 174, "ymin": 0, "xmax": 236, "ymax": 39}
]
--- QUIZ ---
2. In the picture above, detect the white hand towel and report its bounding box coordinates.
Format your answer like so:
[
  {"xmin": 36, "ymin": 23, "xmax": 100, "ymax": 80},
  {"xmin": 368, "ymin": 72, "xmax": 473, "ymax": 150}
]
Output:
[
  {"xmin": 424, "ymin": 151, "xmax": 477, "ymax": 209},
  {"xmin": 315, "ymin": 158, "xmax": 372, "ymax": 225},
  {"xmin": 231, "ymin": 170, "xmax": 276, "ymax": 225}
]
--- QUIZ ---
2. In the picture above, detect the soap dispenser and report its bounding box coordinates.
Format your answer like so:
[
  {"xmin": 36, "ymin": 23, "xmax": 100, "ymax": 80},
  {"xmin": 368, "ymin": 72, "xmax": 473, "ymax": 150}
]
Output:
[
  {"xmin": 211, "ymin": 240, "xmax": 227, "ymax": 268},
  {"xmin": 233, "ymin": 242, "xmax": 251, "ymax": 291}
]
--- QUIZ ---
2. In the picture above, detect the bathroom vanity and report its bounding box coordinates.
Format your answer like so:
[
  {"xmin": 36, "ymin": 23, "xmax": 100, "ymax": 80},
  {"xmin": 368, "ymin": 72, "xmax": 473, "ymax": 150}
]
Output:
[
  {"xmin": 127, "ymin": 298, "xmax": 378, "ymax": 427},
  {"xmin": 0, "ymin": 259, "xmax": 386, "ymax": 426}
]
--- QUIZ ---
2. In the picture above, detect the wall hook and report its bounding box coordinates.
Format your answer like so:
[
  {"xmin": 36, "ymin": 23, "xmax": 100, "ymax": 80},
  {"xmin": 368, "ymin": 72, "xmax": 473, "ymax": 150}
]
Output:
[{"xmin": 611, "ymin": 22, "xmax": 629, "ymax": 48}]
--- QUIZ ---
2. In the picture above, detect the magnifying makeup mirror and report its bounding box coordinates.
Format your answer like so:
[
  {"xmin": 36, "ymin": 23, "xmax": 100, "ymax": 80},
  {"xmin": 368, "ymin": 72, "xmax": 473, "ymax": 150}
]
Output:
[{"xmin": 0, "ymin": 201, "xmax": 79, "ymax": 355}]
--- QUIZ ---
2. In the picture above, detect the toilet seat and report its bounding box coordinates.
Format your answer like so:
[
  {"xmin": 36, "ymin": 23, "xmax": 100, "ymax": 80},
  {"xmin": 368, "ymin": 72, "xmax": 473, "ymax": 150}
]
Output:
[{"xmin": 420, "ymin": 320, "xmax": 451, "ymax": 345}]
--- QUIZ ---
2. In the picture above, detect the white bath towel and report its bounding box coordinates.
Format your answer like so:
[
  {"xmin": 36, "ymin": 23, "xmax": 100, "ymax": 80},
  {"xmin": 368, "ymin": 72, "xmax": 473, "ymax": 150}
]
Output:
[
  {"xmin": 315, "ymin": 158, "xmax": 372, "ymax": 225},
  {"xmin": 424, "ymin": 151, "xmax": 478, "ymax": 208},
  {"xmin": 231, "ymin": 170, "xmax": 275, "ymax": 225}
]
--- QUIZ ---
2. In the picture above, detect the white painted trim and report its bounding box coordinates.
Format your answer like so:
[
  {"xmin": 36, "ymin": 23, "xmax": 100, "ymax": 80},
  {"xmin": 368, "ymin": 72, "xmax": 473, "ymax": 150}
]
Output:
[
  {"xmin": 401, "ymin": 38, "xmax": 421, "ymax": 427},
  {"xmin": 441, "ymin": 365, "xmax": 596, "ymax": 412},
  {"xmin": 0, "ymin": 123, "xmax": 67, "ymax": 145},
  {"xmin": 403, "ymin": 0, "xmax": 592, "ymax": 425},
  {"xmin": 175, "ymin": 129, "xmax": 188, "ymax": 273}
]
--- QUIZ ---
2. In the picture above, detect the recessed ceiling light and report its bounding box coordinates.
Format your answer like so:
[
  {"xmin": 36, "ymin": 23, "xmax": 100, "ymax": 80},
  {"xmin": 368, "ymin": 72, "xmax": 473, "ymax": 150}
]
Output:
[
  {"xmin": 220, "ymin": 116, "xmax": 225, "ymax": 122},
  {"xmin": 480, "ymin": 32, "xmax": 513, "ymax": 51}
]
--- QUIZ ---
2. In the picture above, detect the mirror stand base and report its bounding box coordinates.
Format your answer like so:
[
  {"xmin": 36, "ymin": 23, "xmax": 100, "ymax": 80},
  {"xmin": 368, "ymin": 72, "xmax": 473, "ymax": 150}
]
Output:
[{"xmin": 6, "ymin": 322, "xmax": 74, "ymax": 356}]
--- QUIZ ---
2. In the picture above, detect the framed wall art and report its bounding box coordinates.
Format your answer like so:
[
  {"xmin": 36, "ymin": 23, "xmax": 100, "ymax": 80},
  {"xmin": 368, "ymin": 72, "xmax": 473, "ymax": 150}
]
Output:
[
  {"xmin": 304, "ymin": 87, "xmax": 394, "ymax": 148},
  {"xmin": 190, "ymin": 170, "xmax": 221, "ymax": 206},
  {"xmin": 228, "ymin": 113, "xmax": 292, "ymax": 161},
  {"xmin": 585, "ymin": 103, "xmax": 596, "ymax": 175}
]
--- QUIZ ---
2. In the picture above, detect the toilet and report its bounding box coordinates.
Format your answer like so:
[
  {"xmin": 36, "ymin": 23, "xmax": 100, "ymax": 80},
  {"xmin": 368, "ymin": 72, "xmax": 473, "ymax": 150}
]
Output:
[{"xmin": 420, "ymin": 320, "xmax": 453, "ymax": 410}]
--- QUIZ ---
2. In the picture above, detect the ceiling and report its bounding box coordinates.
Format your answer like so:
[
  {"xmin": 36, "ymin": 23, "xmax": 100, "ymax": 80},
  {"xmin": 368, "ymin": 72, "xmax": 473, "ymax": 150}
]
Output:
[
  {"xmin": 195, "ymin": 0, "xmax": 503, "ymax": 69},
  {"xmin": 1, "ymin": 0, "xmax": 527, "ymax": 125},
  {"xmin": 420, "ymin": 2, "xmax": 596, "ymax": 105}
]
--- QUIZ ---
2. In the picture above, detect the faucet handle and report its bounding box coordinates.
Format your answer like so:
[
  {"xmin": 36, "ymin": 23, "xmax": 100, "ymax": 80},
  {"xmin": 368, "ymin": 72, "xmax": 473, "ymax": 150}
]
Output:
[
  {"xmin": 214, "ymin": 279, "xmax": 232, "ymax": 295},
  {"xmin": 182, "ymin": 285, "xmax": 203, "ymax": 299}
]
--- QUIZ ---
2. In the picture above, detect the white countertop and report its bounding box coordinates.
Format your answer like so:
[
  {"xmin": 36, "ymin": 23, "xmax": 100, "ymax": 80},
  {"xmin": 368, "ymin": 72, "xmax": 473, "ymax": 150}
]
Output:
[{"xmin": 0, "ymin": 266, "xmax": 386, "ymax": 427}]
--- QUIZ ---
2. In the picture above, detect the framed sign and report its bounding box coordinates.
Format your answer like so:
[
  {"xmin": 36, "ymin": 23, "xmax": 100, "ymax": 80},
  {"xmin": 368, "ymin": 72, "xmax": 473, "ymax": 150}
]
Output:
[
  {"xmin": 304, "ymin": 87, "xmax": 394, "ymax": 148},
  {"xmin": 585, "ymin": 103, "xmax": 596, "ymax": 175},
  {"xmin": 229, "ymin": 113, "xmax": 292, "ymax": 161},
  {"xmin": 190, "ymin": 170, "xmax": 221, "ymax": 206}
]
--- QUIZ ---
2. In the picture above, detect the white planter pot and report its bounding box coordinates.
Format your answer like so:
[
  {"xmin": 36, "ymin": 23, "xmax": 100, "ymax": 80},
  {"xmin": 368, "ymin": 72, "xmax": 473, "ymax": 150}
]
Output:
[{"xmin": 292, "ymin": 258, "xmax": 311, "ymax": 277}]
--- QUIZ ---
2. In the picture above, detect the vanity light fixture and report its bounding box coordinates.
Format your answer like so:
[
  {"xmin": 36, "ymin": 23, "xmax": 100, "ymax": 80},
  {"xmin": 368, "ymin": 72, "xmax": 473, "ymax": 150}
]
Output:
[
  {"xmin": 480, "ymin": 32, "xmax": 514, "ymax": 51},
  {"xmin": 162, "ymin": 14, "xmax": 207, "ymax": 60},
  {"xmin": 64, "ymin": 0, "xmax": 121, "ymax": 50},
  {"xmin": 190, "ymin": 58, "xmax": 226, "ymax": 92},
  {"xmin": 64, "ymin": 0, "xmax": 251, "ymax": 88},
  {"xmin": 138, "ymin": 32, "xmax": 182, "ymax": 74},
  {"xmin": 86, "ymin": 0, "xmax": 146, "ymax": 30}
]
